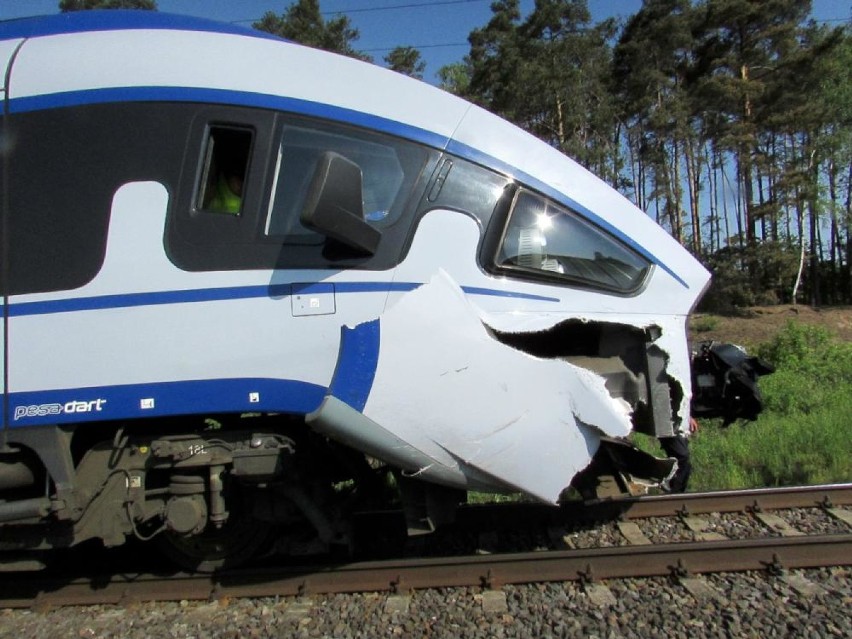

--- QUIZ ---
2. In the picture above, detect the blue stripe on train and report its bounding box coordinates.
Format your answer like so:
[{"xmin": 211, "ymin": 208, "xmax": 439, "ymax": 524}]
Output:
[
  {"xmin": 6, "ymin": 378, "xmax": 328, "ymax": 429},
  {"xmin": 0, "ymin": 11, "xmax": 277, "ymax": 43},
  {"xmin": 6, "ymin": 282, "xmax": 558, "ymax": 317},
  {"xmin": 329, "ymin": 320, "xmax": 380, "ymax": 413}
]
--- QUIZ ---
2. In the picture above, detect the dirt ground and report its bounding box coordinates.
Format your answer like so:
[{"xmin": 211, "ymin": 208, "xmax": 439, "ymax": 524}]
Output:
[{"xmin": 688, "ymin": 304, "xmax": 852, "ymax": 350}]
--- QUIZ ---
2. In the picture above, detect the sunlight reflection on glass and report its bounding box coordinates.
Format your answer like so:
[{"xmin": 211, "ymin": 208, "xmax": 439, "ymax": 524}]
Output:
[{"xmin": 535, "ymin": 212, "xmax": 553, "ymax": 231}]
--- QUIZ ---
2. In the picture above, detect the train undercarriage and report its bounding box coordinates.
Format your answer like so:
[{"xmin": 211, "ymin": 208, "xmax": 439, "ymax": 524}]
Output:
[
  {"xmin": 0, "ymin": 412, "xmax": 669, "ymax": 572},
  {"xmin": 0, "ymin": 327, "xmax": 770, "ymax": 572},
  {"xmin": 0, "ymin": 415, "xmax": 395, "ymax": 571}
]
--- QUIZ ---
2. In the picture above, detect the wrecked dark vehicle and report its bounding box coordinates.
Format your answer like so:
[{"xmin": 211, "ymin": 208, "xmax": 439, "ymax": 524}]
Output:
[{"xmin": 691, "ymin": 341, "xmax": 775, "ymax": 425}]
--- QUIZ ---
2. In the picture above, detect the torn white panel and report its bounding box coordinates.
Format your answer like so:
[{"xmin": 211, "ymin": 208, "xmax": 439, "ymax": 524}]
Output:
[{"xmin": 359, "ymin": 270, "xmax": 632, "ymax": 503}]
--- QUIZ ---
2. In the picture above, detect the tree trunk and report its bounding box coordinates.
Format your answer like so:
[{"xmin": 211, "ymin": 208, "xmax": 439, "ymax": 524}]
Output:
[
  {"xmin": 609, "ymin": 120, "xmax": 622, "ymax": 190},
  {"xmin": 734, "ymin": 161, "xmax": 745, "ymax": 247},
  {"xmin": 740, "ymin": 64, "xmax": 756, "ymax": 244},
  {"xmin": 845, "ymin": 162, "xmax": 852, "ymax": 302},
  {"xmin": 670, "ymin": 139, "xmax": 683, "ymax": 244},
  {"xmin": 720, "ymin": 156, "xmax": 734, "ymax": 244},
  {"xmin": 684, "ymin": 134, "xmax": 702, "ymax": 255},
  {"xmin": 807, "ymin": 146, "xmax": 820, "ymax": 306},
  {"xmin": 827, "ymin": 157, "xmax": 840, "ymax": 304},
  {"xmin": 707, "ymin": 143, "xmax": 718, "ymax": 253},
  {"xmin": 737, "ymin": 151, "xmax": 755, "ymax": 245},
  {"xmin": 791, "ymin": 187, "xmax": 806, "ymax": 305},
  {"xmin": 769, "ymin": 134, "xmax": 779, "ymax": 242},
  {"xmin": 633, "ymin": 129, "xmax": 646, "ymax": 211},
  {"xmin": 555, "ymin": 93, "xmax": 566, "ymax": 151}
]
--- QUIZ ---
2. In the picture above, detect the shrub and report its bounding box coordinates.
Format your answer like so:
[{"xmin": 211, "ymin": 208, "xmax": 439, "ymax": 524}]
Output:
[
  {"xmin": 691, "ymin": 315, "xmax": 719, "ymax": 333},
  {"xmin": 756, "ymin": 321, "xmax": 852, "ymax": 415}
]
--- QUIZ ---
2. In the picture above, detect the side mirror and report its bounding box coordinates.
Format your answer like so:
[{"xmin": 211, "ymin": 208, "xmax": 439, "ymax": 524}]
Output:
[{"xmin": 300, "ymin": 151, "xmax": 381, "ymax": 255}]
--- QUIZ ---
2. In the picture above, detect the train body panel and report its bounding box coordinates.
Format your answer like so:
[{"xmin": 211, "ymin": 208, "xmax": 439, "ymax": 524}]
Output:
[
  {"xmin": 7, "ymin": 181, "xmax": 390, "ymax": 411},
  {"xmin": 0, "ymin": 12, "xmax": 710, "ymax": 562},
  {"xmin": 6, "ymin": 23, "xmax": 469, "ymax": 148},
  {"xmin": 385, "ymin": 208, "xmax": 699, "ymax": 455}
]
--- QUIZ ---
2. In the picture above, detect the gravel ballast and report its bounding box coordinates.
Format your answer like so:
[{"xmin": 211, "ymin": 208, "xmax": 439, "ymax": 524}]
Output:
[{"xmin": 0, "ymin": 567, "xmax": 848, "ymax": 639}]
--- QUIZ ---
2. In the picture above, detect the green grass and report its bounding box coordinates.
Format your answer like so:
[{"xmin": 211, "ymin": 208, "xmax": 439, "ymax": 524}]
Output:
[
  {"xmin": 634, "ymin": 397, "xmax": 852, "ymax": 491},
  {"xmin": 692, "ymin": 400, "xmax": 851, "ymax": 489},
  {"xmin": 691, "ymin": 315, "xmax": 720, "ymax": 333},
  {"xmin": 660, "ymin": 321, "xmax": 852, "ymax": 490}
]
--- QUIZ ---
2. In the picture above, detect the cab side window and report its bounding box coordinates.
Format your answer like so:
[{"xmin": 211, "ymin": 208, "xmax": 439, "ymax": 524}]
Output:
[
  {"xmin": 169, "ymin": 107, "xmax": 439, "ymax": 272},
  {"xmin": 496, "ymin": 189, "xmax": 650, "ymax": 294}
]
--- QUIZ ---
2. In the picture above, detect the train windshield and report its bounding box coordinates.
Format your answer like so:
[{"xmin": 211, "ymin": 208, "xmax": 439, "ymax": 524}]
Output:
[{"xmin": 497, "ymin": 189, "xmax": 650, "ymax": 293}]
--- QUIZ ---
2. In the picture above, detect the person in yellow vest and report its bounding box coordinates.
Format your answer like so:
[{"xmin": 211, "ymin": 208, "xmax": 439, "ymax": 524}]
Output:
[{"xmin": 207, "ymin": 167, "xmax": 243, "ymax": 214}]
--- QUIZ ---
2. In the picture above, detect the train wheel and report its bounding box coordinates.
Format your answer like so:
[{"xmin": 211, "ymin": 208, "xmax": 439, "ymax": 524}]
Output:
[{"xmin": 156, "ymin": 513, "xmax": 272, "ymax": 573}]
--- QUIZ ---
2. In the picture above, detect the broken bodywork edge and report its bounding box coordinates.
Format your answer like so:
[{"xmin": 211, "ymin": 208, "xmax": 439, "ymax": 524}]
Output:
[
  {"xmin": 313, "ymin": 270, "xmax": 687, "ymax": 504},
  {"xmin": 327, "ymin": 318, "xmax": 380, "ymax": 413}
]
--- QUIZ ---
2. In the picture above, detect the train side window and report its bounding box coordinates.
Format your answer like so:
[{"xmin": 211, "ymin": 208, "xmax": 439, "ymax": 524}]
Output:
[
  {"xmin": 196, "ymin": 126, "xmax": 253, "ymax": 215},
  {"xmin": 264, "ymin": 124, "xmax": 420, "ymax": 242},
  {"xmin": 169, "ymin": 108, "xmax": 439, "ymax": 272},
  {"xmin": 496, "ymin": 190, "xmax": 650, "ymax": 293}
]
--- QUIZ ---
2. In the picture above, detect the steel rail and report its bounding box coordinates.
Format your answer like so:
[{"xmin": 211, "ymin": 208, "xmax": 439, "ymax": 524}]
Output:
[
  {"xmin": 437, "ymin": 483, "xmax": 852, "ymax": 532},
  {"xmin": 444, "ymin": 483, "xmax": 852, "ymax": 526},
  {"xmin": 2, "ymin": 533, "xmax": 849, "ymax": 608},
  {"xmin": 216, "ymin": 533, "xmax": 852, "ymax": 595},
  {"xmin": 606, "ymin": 482, "xmax": 852, "ymax": 519}
]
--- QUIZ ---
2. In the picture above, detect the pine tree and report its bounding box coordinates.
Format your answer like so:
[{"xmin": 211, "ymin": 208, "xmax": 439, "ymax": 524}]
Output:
[
  {"xmin": 384, "ymin": 47, "xmax": 426, "ymax": 80},
  {"xmin": 437, "ymin": 61, "xmax": 472, "ymax": 96},
  {"xmin": 692, "ymin": 0, "xmax": 812, "ymax": 246},
  {"xmin": 613, "ymin": 0, "xmax": 697, "ymax": 248},
  {"xmin": 467, "ymin": 0, "xmax": 524, "ymax": 119},
  {"xmin": 467, "ymin": 1, "xmax": 620, "ymax": 183},
  {"xmin": 254, "ymin": 0, "xmax": 370, "ymax": 62}
]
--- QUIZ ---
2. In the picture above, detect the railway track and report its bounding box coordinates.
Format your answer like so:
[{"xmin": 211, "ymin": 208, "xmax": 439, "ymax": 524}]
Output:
[{"xmin": 1, "ymin": 483, "xmax": 849, "ymax": 609}]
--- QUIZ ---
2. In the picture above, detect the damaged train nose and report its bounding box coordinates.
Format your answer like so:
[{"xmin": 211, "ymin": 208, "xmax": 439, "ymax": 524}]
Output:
[{"xmin": 309, "ymin": 270, "xmax": 687, "ymax": 507}]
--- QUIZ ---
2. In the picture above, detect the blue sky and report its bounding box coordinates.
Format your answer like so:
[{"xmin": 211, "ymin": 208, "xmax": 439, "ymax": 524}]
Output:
[{"xmin": 1, "ymin": 0, "xmax": 849, "ymax": 84}]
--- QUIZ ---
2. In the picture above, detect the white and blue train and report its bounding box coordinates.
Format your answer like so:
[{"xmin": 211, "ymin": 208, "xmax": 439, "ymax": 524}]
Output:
[{"xmin": 0, "ymin": 11, "xmax": 710, "ymax": 569}]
